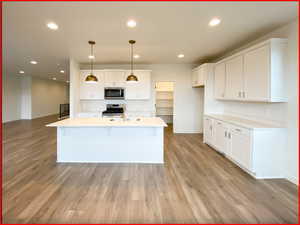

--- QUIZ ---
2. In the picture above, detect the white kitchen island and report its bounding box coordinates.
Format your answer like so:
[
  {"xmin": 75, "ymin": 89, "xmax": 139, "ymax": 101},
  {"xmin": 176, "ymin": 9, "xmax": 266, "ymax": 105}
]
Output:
[{"xmin": 47, "ymin": 117, "xmax": 167, "ymax": 163}]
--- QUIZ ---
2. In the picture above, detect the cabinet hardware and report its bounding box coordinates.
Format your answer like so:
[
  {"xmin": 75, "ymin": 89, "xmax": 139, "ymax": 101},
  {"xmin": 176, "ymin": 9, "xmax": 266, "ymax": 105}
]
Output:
[
  {"xmin": 243, "ymin": 91, "xmax": 245, "ymax": 98},
  {"xmin": 235, "ymin": 128, "xmax": 241, "ymax": 132},
  {"xmin": 225, "ymin": 131, "xmax": 227, "ymax": 137},
  {"xmin": 217, "ymin": 122, "xmax": 221, "ymax": 125},
  {"xmin": 228, "ymin": 133, "xmax": 231, "ymax": 139}
]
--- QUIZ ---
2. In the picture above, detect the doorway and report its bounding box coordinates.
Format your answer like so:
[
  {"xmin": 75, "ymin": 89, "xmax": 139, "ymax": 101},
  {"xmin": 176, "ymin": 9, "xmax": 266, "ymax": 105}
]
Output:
[{"xmin": 155, "ymin": 82, "xmax": 174, "ymax": 125}]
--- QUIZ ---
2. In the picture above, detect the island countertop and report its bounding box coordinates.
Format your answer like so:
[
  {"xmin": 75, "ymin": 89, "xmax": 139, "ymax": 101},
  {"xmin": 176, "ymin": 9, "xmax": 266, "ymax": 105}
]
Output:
[{"xmin": 46, "ymin": 117, "xmax": 168, "ymax": 128}]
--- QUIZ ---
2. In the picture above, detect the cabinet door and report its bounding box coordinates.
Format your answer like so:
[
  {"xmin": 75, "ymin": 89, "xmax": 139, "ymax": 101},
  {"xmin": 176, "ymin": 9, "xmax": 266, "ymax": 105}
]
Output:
[
  {"xmin": 204, "ymin": 117, "xmax": 214, "ymax": 144},
  {"xmin": 244, "ymin": 45, "xmax": 270, "ymax": 101},
  {"xmin": 225, "ymin": 56, "xmax": 244, "ymax": 100},
  {"xmin": 197, "ymin": 66, "xmax": 205, "ymax": 86},
  {"xmin": 104, "ymin": 71, "xmax": 125, "ymax": 87},
  {"xmin": 191, "ymin": 69, "xmax": 198, "ymax": 87},
  {"xmin": 214, "ymin": 63, "xmax": 226, "ymax": 99},
  {"xmin": 80, "ymin": 71, "xmax": 104, "ymax": 100},
  {"xmin": 229, "ymin": 127, "xmax": 252, "ymax": 171},
  {"xmin": 214, "ymin": 120, "xmax": 229, "ymax": 154},
  {"xmin": 125, "ymin": 71, "xmax": 151, "ymax": 100}
]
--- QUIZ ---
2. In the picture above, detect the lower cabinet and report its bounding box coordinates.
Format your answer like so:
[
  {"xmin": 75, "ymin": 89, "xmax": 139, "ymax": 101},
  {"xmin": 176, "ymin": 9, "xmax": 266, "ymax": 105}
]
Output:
[{"xmin": 203, "ymin": 116, "xmax": 284, "ymax": 178}]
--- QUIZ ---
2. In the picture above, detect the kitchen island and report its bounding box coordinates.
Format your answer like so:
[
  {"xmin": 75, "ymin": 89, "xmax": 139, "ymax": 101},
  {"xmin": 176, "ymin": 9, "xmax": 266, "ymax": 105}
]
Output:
[{"xmin": 47, "ymin": 117, "xmax": 167, "ymax": 163}]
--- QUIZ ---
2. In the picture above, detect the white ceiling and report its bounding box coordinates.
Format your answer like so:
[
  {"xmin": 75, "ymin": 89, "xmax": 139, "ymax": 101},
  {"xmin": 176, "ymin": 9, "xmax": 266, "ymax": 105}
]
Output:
[{"xmin": 4, "ymin": 2, "xmax": 298, "ymax": 81}]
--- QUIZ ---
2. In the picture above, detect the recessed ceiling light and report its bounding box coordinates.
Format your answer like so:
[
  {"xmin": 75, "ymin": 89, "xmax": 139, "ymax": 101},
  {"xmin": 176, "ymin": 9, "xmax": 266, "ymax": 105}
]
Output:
[
  {"xmin": 88, "ymin": 55, "xmax": 95, "ymax": 59},
  {"xmin": 52, "ymin": 77, "xmax": 57, "ymax": 80},
  {"xmin": 209, "ymin": 18, "xmax": 221, "ymax": 27},
  {"xmin": 47, "ymin": 22, "xmax": 58, "ymax": 30},
  {"xmin": 60, "ymin": 70, "xmax": 65, "ymax": 73},
  {"xmin": 133, "ymin": 54, "xmax": 140, "ymax": 59},
  {"xmin": 127, "ymin": 19, "xmax": 137, "ymax": 28},
  {"xmin": 19, "ymin": 70, "xmax": 25, "ymax": 74},
  {"xmin": 30, "ymin": 60, "xmax": 38, "ymax": 64},
  {"xmin": 177, "ymin": 54, "xmax": 184, "ymax": 58}
]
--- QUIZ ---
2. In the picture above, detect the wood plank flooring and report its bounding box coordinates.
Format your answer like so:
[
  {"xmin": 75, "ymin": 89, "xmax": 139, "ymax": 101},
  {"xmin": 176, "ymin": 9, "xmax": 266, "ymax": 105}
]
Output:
[{"xmin": 2, "ymin": 115, "xmax": 298, "ymax": 223}]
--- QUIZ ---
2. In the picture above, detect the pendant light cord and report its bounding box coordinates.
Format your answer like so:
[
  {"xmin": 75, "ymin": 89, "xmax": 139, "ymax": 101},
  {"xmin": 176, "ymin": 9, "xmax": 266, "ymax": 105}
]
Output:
[
  {"xmin": 91, "ymin": 44, "xmax": 94, "ymax": 74},
  {"xmin": 131, "ymin": 43, "xmax": 133, "ymax": 74}
]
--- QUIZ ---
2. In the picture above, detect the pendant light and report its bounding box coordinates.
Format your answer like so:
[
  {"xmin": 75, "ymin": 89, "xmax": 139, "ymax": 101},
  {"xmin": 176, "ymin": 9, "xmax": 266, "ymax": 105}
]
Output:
[
  {"xmin": 85, "ymin": 41, "xmax": 98, "ymax": 83},
  {"xmin": 126, "ymin": 40, "xmax": 138, "ymax": 83}
]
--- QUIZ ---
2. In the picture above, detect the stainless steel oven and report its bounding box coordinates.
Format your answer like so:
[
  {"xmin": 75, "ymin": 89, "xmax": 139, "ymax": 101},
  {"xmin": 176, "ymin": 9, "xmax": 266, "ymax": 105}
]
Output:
[{"xmin": 104, "ymin": 88, "xmax": 125, "ymax": 100}]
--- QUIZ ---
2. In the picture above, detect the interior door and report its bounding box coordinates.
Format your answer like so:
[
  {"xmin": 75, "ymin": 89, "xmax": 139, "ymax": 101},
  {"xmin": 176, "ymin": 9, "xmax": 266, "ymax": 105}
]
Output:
[
  {"xmin": 225, "ymin": 55, "xmax": 244, "ymax": 100},
  {"xmin": 229, "ymin": 127, "xmax": 252, "ymax": 171},
  {"xmin": 214, "ymin": 63, "xmax": 226, "ymax": 99},
  {"xmin": 244, "ymin": 45, "xmax": 270, "ymax": 101}
]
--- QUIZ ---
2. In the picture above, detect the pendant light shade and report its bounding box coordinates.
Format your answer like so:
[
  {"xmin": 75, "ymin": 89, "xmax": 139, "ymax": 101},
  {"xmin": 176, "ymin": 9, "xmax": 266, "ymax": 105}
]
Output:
[
  {"xmin": 126, "ymin": 40, "xmax": 138, "ymax": 83},
  {"xmin": 85, "ymin": 41, "xmax": 98, "ymax": 83}
]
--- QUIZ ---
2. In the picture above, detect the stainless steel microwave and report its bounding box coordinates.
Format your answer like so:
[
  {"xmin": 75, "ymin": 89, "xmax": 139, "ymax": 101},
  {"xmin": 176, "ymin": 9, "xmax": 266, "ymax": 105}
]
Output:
[{"xmin": 104, "ymin": 88, "xmax": 125, "ymax": 100}]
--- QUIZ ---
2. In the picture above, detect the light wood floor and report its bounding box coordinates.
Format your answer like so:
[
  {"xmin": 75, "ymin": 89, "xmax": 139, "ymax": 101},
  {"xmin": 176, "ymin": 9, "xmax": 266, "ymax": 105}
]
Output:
[{"xmin": 2, "ymin": 115, "xmax": 298, "ymax": 224}]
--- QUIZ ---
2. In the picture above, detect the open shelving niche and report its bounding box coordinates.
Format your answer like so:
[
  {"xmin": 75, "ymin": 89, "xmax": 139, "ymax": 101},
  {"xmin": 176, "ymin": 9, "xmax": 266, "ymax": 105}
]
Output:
[{"xmin": 155, "ymin": 82, "xmax": 174, "ymax": 124}]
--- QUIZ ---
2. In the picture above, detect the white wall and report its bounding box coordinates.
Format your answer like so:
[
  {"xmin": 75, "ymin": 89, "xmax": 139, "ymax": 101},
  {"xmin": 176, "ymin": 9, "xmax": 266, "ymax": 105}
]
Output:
[
  {"xmin": 69, "ymin": 59, "xmax": 81, "ymax": 118},
  {"xmin": 213, "ymin": 20, "xmax": 299, "ymax": 184},
  {"xmin": 2, "ymin": 73, "xmax": 22, "ymax": 122},
  {"xmin": 31, "ymin": 77, "xmax": 69, "ymax": 119},
  {"xmin": 79, "ymin": 64, "xmax": 203, "ymax": 133},
  {"xmin": 2, "ymin": 74, "xmax": 69, "ymax": 122}
]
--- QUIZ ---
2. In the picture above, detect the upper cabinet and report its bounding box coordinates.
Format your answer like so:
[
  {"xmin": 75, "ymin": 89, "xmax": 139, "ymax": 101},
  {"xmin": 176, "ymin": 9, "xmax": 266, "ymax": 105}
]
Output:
[
  {"xmin": 214, "ymin": 38, "xmax": 287, "ymax": 102},
  {"xmin": 104, "ymin": 70, "xmax": 125, "ymax": 87},
  {"xmin": 192, "ymin": 63, "xmax": 213, "ymax": 87},
  {"xmin": 79, "ymin": 69, "xmax": 151, "ymax": 100},
  {"xmin": 225, "ymin": 56, "xmax": 244, "ymax": 100},
  {"xmin": 80, "ymin": 70, "xmax": 104, "ymax": 100},
  {"xmin": 214, "ymin": 62, "xmax": 226, "ymax": 99},
  {"xmin": 125, "ymin": 70, "xmax": 151, "ymax": 100}
]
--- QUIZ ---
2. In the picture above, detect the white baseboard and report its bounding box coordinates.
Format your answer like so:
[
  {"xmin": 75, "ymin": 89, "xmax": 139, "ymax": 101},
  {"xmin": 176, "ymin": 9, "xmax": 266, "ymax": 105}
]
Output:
[{"xmin": 285, "ymin": 175, "xmax": 299, "ymax": 185}]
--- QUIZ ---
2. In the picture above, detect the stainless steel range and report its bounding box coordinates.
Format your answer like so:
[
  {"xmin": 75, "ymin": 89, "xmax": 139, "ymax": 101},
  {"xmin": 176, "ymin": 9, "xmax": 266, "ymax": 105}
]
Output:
[{"xmin": 102, "ymin": 104, "xmax": 124, "ymax": 118}]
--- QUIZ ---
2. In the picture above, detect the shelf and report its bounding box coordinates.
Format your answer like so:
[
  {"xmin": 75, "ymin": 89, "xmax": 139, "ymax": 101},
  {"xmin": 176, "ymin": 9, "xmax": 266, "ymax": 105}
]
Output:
[
  {"xmin": 156, "ymin": 98, "xmax": 173, "ymax": 100},
  {"xmin": 156, "ymin": 113, "xmax": 174, "ymax": 116},
  {"xmin": 156, "ymin": 106, "xmax": 173, "ymax": 109},
  {"xmin": 156, "ymin": 90, "xmax": 173, "ymax": 93}
]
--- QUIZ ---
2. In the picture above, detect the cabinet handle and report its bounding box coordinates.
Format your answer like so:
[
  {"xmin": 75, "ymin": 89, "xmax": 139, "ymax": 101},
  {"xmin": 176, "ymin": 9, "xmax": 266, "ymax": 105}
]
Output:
[
  {"xmin": 243, "ymin": 91, "xmax": 245, "ymax": 98},
  {"xmin": 217, "ymin": 122, "xmax": 221, "ymax": 125},
  {"xmin": 228, "ymin": 132, "xmax": 231, "ymax": 139},
  {"xmin": 235, "ymin": 128, "xmax": 241, "ymax": 132},
  {"xmin": 225, "ymin": 131, "xmax": 227, "ymax": 137}
]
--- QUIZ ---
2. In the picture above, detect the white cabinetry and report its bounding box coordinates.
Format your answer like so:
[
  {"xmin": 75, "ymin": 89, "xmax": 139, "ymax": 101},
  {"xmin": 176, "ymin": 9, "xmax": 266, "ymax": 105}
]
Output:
[
  {"xmin": 79, "ymin": 70, "xmax": 151, "ymax": 100},
  {"xmin": 214, "ymin": 62, "xmax": 226, "ymax": 99},
  {"xmin": 229, "ymin": 126, "xmax": 252, "ymax": 171},
  {"xmin": 243, "ymin": 45, "xmax": 270, "ymax": 101},
  {"xmin": 203, "ymin": 115, "xmax": 284, "ymax": 178},
  {"xmin": 104, "ymin": 70, "xmax": 125, "ymax": 87},
  {"xmin": 125, "ymin": 70, "xmax": 151, "ymax": 100},
  {"xmin": 214, "ymin": 38, "xmax": 287, "ymax": 102},
  {"xmin": 80, "ymin": 70, "xmax": 104, "ymax": 100},
  {"xmin": 214, "ymin": 120, "xmax": 230, "ymax": 154},
  {"xmin": 192, "ymin": 63, "xmax": 213, "ymax": 87},
  {"xmin": 204, "ymin": 117, "xmax": 214, "ymax": 144},
  {"xmin": 225, "ymin": 56, "xmax": 244, "ymax": 100}
]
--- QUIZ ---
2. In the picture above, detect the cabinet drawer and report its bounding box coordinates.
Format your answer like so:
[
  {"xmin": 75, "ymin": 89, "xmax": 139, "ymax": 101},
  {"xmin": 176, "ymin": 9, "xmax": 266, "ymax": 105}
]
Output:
[{"xmin": 230, "ymin": 125, "xmax": 250, "ymax": 136}]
